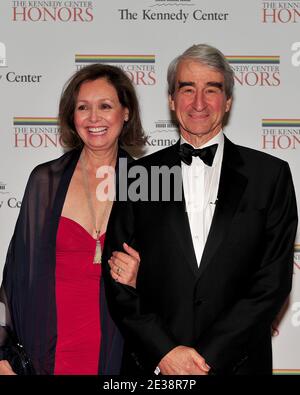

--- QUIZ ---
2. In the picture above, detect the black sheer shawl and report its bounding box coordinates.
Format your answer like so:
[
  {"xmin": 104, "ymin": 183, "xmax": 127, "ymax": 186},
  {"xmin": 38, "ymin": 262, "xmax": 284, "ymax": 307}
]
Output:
[{"xmin": 0, "ymin": 148, "xmax": 129, "ymax": 374}]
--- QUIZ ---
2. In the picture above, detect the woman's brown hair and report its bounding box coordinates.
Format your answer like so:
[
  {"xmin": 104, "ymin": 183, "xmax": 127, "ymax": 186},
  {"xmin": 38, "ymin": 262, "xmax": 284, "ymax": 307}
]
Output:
[{"xmin": 59, "ymin": 64, "xmax": 145, "ymax": 149}]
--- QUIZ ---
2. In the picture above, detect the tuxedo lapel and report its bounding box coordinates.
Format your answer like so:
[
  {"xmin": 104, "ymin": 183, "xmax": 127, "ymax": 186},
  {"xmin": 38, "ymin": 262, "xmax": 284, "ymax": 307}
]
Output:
[
  {"xmin": 198, "ymin": 137, "xmax": 248, "ymax": 277},
  {"xmin": 162, "ymin": 141, "xmax": 199, "ymax": 276},
  {"xmin": 172, "ymin": 198, "xmax": 200, "ymax": 276}
]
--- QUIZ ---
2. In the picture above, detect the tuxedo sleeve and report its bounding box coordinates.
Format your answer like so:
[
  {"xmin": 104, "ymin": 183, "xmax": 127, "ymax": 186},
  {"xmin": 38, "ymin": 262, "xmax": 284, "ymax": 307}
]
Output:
[
  {"xmin": 196, "ymin": 161, "xmax": 298, "ymax": 373},
  {"xmin": 102, "ymin": 199, "xmax": 177, "ymax": 371}
]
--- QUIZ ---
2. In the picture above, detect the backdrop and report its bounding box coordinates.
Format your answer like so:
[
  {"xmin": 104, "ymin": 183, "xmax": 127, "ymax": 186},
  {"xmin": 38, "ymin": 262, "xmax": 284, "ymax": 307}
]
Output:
[{"xmin": 0, "ymin": 0, "xmax": 299, "ymax": 374}]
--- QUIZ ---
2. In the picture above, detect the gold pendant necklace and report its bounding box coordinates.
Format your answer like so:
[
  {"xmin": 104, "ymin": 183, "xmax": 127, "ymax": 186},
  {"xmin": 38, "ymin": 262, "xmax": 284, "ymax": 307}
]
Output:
[{"xmin": 81, "ymin": 151, "xmax": 114, "ymax": 264}]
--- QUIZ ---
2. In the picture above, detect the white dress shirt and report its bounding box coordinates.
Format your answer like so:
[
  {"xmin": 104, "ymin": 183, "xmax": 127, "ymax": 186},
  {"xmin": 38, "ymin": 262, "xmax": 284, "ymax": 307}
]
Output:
[{"xmin": 181, "ymin": 131, "xmax": 224, "ymax": 267}]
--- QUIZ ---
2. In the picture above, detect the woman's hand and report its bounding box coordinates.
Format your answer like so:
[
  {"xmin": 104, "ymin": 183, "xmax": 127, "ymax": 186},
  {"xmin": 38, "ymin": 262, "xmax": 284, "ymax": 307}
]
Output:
[
  {"xmin": 109, "ymin": 242, "xmax": 140, "ymax": 288},
  {"xmin": 0, "ymin": 360, "xmax": 17, "ymax": 375}
]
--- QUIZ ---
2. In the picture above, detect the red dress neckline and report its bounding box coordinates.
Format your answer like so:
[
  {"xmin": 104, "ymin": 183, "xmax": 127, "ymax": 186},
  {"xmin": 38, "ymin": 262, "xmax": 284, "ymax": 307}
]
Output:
[{"xmin": 60, "ymin": 216, "xmax": 106, "ymax": 241}]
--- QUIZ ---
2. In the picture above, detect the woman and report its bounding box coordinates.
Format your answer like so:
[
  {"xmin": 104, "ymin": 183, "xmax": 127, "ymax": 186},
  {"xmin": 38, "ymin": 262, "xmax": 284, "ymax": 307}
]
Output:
[{"xmin": 0, "ymin": 64, "xmax": 144, "ymax": 375}]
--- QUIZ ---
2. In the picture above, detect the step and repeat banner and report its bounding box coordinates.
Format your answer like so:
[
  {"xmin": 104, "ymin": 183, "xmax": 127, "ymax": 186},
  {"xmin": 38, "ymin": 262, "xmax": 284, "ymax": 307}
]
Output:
[{"xmin": 0, "ymin": 0, "xmax": 299, "ymax": 374}]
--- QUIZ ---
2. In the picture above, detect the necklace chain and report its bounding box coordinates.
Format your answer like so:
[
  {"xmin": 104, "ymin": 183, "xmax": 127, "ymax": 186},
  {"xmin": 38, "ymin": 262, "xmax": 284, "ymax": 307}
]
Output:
[{"xmin": 80, "ymin": 150, "xmax": 114, "ymax": 264}]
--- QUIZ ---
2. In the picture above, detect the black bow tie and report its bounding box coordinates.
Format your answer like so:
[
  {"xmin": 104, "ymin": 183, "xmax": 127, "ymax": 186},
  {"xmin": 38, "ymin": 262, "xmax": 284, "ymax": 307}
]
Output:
[{"xmin": 179, "ymin": 143, "xmax": 218, "ymax": 166}]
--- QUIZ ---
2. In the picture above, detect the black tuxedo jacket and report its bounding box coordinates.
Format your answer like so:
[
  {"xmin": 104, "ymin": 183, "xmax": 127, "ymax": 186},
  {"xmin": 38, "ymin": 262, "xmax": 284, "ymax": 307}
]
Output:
[{"xmin": 103, "ymin": 137, "xmax": 298, "ymax": 375}]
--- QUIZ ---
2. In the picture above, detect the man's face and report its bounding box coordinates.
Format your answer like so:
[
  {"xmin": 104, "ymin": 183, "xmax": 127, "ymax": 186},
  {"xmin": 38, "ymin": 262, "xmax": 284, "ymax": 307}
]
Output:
[{"xmin": 169, "ymin": 60, "xmax": 232, "ymax": 145}]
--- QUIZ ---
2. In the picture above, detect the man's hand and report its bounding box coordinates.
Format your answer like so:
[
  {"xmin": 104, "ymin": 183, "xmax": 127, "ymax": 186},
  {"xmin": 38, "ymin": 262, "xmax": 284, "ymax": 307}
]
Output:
[{"xmin": 158, "ymin": 345, "xmax": 210, "ymax": 375}]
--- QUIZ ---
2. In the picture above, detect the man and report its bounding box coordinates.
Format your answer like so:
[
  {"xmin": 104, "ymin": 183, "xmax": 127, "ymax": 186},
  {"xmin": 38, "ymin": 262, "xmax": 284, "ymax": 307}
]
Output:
[{"xmin": 103, "ymin": 44, "xmax": 298, "ymax": 375}]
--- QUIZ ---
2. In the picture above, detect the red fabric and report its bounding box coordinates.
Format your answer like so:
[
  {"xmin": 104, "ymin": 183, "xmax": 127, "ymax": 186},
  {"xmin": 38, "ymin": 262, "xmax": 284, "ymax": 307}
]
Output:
[{"xmin": 54, "ymin": 216, "xmax": 104, "ymax": 375}]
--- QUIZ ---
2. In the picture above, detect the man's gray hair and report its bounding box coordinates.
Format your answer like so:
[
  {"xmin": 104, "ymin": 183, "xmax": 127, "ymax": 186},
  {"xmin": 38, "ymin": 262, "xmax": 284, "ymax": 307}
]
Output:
[{"xmin": 167, "ymin": 43, "xmax": 234, "ymax": 99}]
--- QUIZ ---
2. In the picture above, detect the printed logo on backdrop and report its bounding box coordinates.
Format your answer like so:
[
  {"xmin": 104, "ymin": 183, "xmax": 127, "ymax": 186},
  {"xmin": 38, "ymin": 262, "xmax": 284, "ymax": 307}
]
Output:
[
  {"xmin": 0, "ymin": 182, "xmax": 21, "ymax": 209},
  {"xmin": 75, "ymin": 55, "xmax": 156, "ymax": 86},
  {"xmin": 0, "ymin": 42, "xmax": 7, "ymax": 67},
  {"xmin": 0, "ymin": 182, "xmax": 9, "ymax": 195},
  {"xmin": 261, "ymin": 119, "xmax": 300, "ymax": 150},
  {"xmin": 226, "ymin": 56, "xmax": 280, "ymax": 87},
  {"xmin": 12, "ymin": 1, "xmax": 94, "ymax": 22},
  {"xmin": 273, "ymin": 369, "xmax": 300, "ymax": 376},
  {"xmin": 0, "ymin": 44, "xmax": 43, "ymax": 83},
  {"xmin": 262, "ymin": 0, "xmax": 300, "ymax": 23},
  {"xmin": 118, "ymin": 0, "xmax": 229, "ymax": 23},
  {"xmin": 4, "ymin": 71, "xmax": 42, "ymax": 83},
  {"xmin": 145, "ymin": 120, "xmax": 179, "ymax": 148},
  {"xmin": 295, "ymin": 244, "xmax": 300, "ymax": 271},
  {"xmin": 13, "ymin": 117, "xmax": 63, "ymax": 148}
]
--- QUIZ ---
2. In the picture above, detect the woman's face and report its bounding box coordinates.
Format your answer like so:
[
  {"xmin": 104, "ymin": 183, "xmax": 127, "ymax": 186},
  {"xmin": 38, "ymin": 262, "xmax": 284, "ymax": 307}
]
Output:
[{"xmin": 74, "ymin": 77, "xmax": 129, "ymax": 152}]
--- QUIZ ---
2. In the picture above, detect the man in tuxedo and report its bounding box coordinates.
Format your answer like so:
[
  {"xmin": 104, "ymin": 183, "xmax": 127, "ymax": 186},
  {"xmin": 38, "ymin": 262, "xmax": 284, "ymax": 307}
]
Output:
[{"xmin": 103, "ymin": 44, "xmax": 298, "ymax": 375}]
